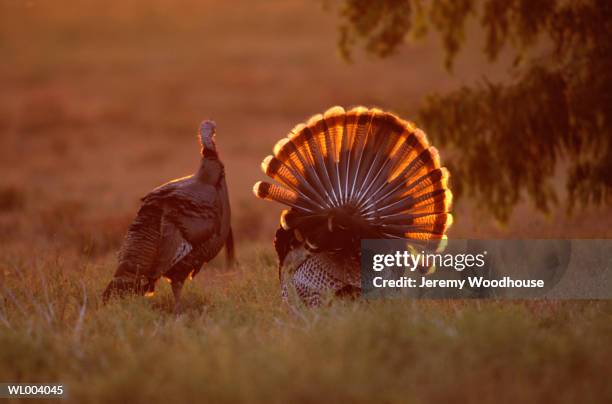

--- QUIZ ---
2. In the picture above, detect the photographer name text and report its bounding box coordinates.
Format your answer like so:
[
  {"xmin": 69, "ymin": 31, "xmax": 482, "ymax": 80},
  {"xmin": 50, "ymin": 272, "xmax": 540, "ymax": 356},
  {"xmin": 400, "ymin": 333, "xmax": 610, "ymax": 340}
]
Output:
[{"xmin": 371, "ymin": 251, "xmax": 545, "ymax": 289}]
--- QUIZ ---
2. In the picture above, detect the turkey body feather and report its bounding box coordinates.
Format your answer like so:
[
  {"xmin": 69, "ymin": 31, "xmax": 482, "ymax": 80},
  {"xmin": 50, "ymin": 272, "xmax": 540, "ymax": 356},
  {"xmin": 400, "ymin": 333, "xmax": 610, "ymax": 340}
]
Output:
[{"xmin": 255, "ymin": 106, "xmax": 453, "ymax": 306}]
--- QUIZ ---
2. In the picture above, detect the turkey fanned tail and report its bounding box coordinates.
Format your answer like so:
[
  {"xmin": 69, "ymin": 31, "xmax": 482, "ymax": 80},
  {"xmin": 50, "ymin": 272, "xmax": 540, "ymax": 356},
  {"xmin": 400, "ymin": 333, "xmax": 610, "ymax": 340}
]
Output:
[{"xmin": 254, "ymin": 106, "xmax": 453, "ymax": 251}]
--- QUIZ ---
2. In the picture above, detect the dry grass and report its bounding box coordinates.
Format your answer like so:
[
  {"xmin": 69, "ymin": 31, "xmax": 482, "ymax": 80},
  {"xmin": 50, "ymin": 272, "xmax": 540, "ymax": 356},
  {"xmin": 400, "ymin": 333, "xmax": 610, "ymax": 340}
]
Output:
[
  {"xmin": 1, "ymin": 247, "xmax": 611, "ymax": 403},
  {"xmin": 1, "ymin": 0, "xmax": 611, "ymax": 402}
]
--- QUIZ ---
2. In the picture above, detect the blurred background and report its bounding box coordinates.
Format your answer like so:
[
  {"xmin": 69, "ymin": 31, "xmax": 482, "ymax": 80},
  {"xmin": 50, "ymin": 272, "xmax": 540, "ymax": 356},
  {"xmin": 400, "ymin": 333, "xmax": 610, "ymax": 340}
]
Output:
[
  {"xmin": 1, "ymin": 0, "xmax": 610, "ymax": 266},
  {"xmin": 0, "ymin": 2, "xmax": 610, "ymax": 401}
]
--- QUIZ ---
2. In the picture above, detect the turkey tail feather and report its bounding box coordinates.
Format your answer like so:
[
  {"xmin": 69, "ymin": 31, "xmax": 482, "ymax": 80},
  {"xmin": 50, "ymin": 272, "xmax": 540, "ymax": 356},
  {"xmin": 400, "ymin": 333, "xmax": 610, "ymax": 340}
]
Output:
[{"xmin": 254, "ymin": 106, "xmax": 453, "ymax": 245}]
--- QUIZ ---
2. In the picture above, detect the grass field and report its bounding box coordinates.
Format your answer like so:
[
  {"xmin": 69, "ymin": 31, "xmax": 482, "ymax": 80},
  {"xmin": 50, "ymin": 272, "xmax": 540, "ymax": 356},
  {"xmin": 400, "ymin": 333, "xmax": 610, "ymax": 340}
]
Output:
[
  {"xmin": 1, "ymin": 0, "xmax": 611, "ymax": 402},
  {"xmin": 2, "ymin": 248, "xmax": 611, "ymax": 403}
]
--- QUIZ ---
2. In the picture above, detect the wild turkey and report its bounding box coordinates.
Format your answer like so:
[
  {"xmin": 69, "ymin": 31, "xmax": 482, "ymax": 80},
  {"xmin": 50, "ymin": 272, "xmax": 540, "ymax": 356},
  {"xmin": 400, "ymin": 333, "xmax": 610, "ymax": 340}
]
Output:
[
  {"xmin": 253, "ymin": 106, "xmax": 452, "ymax": 307},
  {"xmin": 103, "ymin": 120, "xmax": 234, "ymax": 311}
]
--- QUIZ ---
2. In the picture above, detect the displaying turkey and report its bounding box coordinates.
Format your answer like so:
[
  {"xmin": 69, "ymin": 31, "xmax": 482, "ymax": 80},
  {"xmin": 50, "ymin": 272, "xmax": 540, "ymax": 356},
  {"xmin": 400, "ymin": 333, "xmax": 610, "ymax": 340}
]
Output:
[
  {"xmin": 103, "ymin": 120, "xmax": 234, "ymax": 311},
  {"xmin": 253, "ymin": 106, "xmax": 452, "ymax": 307}
]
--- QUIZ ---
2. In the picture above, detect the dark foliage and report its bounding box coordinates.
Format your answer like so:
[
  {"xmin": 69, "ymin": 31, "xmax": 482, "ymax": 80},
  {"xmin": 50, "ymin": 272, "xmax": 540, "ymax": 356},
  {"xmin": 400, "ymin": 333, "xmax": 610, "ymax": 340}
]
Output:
[{"xmin": 336, "ymin": 0, "xmax": 611, "ymax": 220}]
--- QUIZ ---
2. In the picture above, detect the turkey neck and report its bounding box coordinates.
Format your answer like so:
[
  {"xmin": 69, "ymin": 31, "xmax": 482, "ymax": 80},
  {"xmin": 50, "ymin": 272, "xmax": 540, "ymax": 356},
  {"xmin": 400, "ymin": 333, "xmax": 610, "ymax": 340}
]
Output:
[{"xmin": 196, "ymin": 151, "xmax": 223, "ymax": 185}]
